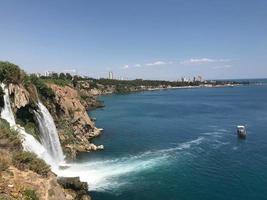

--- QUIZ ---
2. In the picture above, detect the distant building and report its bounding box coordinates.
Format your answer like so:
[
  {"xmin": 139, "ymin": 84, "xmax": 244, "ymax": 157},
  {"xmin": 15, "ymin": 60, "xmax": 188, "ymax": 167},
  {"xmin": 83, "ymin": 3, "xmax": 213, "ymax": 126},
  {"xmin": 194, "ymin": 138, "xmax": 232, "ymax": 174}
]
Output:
[
  {"xmin": 63, "ymin": 69, "xmax": 77, "ymax": 76},
  {"xmin": 30, "ymin": 73, "xmax": 41, "ymax": 77},
  {"xmin": 44, "ymin": 71, "xmax": 55, "ymax": 77},
  {"xmin": 197, "ymin": 75, "xmax": 203, "ymax": 82},
  {"xmin": 108, "ymin": 71, "xmax": 114, "ymax": 79}
]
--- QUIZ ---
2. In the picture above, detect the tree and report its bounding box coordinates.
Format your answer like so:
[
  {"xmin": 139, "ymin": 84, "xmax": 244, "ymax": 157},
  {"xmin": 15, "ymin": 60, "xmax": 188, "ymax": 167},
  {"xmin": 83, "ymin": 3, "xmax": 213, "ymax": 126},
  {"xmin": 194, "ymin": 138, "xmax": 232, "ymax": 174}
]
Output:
[
  {"xmin": 0, "ymin": 61, "xmax": 26, "ymax": 83},
  {"xmin": 65, "ymin": 73, "xmax": 72, "ymax": 80},
  {"xmin": 59, "ymin": 73, "xmax": 66, "ymax": 80}
]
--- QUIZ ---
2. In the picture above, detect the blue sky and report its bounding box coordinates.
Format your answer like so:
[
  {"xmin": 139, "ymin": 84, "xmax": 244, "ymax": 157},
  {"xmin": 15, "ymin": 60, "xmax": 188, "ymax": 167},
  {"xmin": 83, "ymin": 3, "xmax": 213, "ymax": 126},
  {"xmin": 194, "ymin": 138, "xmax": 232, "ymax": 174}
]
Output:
[{"xmin": 0, "ymin": 0, "xmax": 266, "ymax": 80}]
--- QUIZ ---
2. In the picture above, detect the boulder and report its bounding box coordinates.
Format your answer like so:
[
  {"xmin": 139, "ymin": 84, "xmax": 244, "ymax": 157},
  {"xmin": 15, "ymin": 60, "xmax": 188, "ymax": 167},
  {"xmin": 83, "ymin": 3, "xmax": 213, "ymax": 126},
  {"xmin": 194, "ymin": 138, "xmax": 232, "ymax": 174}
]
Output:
[
  {"xmin": 57, "ymin": 177, "xmax": 91, "ymax": 200},
  {"xmin": 57, "ymin": 177, "xmax": 88, "ymax": 191}
]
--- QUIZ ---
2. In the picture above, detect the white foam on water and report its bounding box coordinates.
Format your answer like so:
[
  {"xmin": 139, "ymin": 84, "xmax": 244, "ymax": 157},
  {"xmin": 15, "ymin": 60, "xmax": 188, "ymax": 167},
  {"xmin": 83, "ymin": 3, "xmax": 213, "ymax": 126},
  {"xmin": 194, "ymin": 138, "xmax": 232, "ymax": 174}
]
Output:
[
  {"xmin": 232, "ymin": 146, "xmax": 238, "ymax": 151},
  {"xmin": 59, "ymin": 154, "xmax": 166, "ymax": 191},
  {"xmin": 159, "ymin": 136, "xmax": 205, "ymax": 153},
  {"xmin": 58, "ymin": 136, "xmax": 205, "ymax": 191},
  {"xmin": 202, "ymin": 131, "xmax": 224, "ymax": 136}
]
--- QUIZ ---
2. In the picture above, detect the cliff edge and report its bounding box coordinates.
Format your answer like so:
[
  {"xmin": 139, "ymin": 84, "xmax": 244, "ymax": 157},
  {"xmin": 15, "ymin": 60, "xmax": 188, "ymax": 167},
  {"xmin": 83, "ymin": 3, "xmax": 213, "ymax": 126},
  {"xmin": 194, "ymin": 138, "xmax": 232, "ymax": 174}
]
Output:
[{"xmin": 46, "ymin": 83, "xmax": 104, "ymax": 159}]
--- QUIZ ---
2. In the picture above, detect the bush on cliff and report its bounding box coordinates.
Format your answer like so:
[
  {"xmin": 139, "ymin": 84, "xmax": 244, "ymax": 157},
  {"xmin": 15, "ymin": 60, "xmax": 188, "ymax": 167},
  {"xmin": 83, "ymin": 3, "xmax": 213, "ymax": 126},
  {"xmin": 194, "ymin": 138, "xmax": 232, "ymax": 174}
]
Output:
[
  {"xmin": 29, "ymin": 75, "xmax": 55, "ymax": 99},
  {"xmin": 41, "ymin": 78, "xmax": 71, "ymax": 87},
  {"xmin": 0, "ymin": 61, "xmax": 26, "ymax": 84},
  {"xmin": 12, "ymin": 151, "xmax": 50, "ymax": 177},
  {"xmin": 0, "ymin": 119, "xmax": 21, "ymax": 172},
  {"xmin": 0, "ymin": 150, "xmax": 10, "ymax": 172},
  {"xmin": 0, "ymin": 119, "xmax": 22, "ymax": 151},
  {"xmin": 23, "ymin": 189, "xmax": 39, "ymax": 200}
]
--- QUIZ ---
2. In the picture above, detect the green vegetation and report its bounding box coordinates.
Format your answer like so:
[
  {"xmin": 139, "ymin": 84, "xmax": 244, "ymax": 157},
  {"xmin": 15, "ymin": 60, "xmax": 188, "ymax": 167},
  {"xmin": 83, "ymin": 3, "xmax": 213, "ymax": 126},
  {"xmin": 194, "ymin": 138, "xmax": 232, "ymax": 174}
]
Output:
[
  {"xmin": 0, "ymin": 119, "xmax": 22, "ymax": 151},
  {"xmin": 0, "ymin": 194, "xmax": 12, "ymax": 200},
  {"xmin": 23, "ymin": 189, "xmax": 39, "ymax": 200},
  {"xmin": 41, "ymin": 78, "xmax": 71, "ymax": 87},
  {"xmin": 12, "ymin": 151, "xmax": 50, "ymax": 177},
  {"xmin": 0, "ymin": 61, "xmax": 26, "ymax": 84},
  {"xmin": 40, "ymin": 72, "xmax": 73, "ymax": 87},
  {"xmin": 0, "ymin": 119, "xmax": 48, "ymax": 176},
  {"xmin": 28, "ymin": 75, "xmax": 55, "ymax": 99},
  {"xmin": 0, "ymin": 151, "xmax": 10, "ymax": 172},
  {"xmin": 0, "ymin": 119, "xmax": 21, "ymax": 172},
  {"xmin": 0, "ymin": 61, "xmax": 55, "ymax": 101},
  {"xmin": 16, "ymin": 106, "xmax": 40, "ymax": 141}
]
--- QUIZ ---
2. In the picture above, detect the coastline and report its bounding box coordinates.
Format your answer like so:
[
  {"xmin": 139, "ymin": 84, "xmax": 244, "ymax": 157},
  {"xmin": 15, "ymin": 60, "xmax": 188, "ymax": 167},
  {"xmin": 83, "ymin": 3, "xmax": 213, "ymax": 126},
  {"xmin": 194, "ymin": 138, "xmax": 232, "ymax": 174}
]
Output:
[
  {"xmin": 146, "ymin": 83, "xmax": 240, "ymax": 91},
  {"xmin": 91, "ymin": 83, "xmax": 242, "ymax": 98}
]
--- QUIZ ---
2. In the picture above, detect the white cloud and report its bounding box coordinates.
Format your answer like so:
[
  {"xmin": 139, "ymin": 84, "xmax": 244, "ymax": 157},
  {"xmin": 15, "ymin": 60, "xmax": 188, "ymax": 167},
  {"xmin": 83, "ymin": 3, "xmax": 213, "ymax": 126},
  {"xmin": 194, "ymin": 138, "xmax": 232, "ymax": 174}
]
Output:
[
  {"xmin": 134, "ymin": 64, "xmax": 142, "ymax": 67},
  {"xmin": 122, "ymin": 60, "xmax": 173, "ymax": 69},
  {"xmin": 212, "ymin": 65, "xmax": 232, "ymax": 69},
  {"xmin": 180, "ymin": 58, "xmax": 231, "ymax": 65},
  {"xmin": 123, "ymin": 65, "xmax": 129, "ymax": 69},
  {"xmin": 145, "ymin": 61, "xmax": 173, "ymax": 66}
]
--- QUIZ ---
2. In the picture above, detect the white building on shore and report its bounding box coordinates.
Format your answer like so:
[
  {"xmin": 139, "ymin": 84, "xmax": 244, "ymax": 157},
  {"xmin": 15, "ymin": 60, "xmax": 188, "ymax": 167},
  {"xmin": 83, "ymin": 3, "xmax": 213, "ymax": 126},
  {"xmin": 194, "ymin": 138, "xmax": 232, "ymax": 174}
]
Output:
[{"xmin": 108, "ymin": 71, "xmax": 114, "ymax": 79}]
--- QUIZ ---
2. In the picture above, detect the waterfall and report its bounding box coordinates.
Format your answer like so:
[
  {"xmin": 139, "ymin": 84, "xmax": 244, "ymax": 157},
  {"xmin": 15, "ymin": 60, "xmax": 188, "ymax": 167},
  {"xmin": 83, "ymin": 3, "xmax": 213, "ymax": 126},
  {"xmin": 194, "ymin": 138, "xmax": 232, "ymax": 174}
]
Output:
[
  {"xmin": 34, "ymin": 102, "xmax": 64, "ymax": 164},
  {"xmin": 0, "ymin": 83, "xmax": 57, "ymax": 170}
]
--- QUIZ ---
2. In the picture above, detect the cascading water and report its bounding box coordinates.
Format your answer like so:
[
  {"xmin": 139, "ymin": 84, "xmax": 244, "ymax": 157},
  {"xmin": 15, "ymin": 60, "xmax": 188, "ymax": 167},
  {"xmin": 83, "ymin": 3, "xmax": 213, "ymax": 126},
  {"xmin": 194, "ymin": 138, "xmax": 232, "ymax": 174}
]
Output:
[
  {"xmin": 0, "ymin": 83, "xmax": 57, "ymax": 170},
  {"xmin": 34, "ymin": 102, "xmax": 64, "ymax": 164}
]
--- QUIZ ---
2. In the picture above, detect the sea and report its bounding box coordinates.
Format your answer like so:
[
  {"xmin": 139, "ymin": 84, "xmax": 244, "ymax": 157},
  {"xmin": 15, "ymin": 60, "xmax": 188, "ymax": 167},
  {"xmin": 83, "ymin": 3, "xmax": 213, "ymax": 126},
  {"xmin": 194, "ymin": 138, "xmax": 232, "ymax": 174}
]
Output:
[{"xmin": 77, "ymin": 79, "xmax": 267, "ymax": 200}]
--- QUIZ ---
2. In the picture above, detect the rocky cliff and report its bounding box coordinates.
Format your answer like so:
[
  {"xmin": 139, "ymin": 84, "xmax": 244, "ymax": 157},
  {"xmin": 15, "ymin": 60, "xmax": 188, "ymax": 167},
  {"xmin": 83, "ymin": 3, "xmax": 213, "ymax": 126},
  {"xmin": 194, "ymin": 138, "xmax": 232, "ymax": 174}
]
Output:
[
  {"xmin": 45, "ymin": 83, "xmax": 104, "ymax": 160},
  {"xmin": 3, "ymin": 82, "xmax": 104, "ymax": 160}
]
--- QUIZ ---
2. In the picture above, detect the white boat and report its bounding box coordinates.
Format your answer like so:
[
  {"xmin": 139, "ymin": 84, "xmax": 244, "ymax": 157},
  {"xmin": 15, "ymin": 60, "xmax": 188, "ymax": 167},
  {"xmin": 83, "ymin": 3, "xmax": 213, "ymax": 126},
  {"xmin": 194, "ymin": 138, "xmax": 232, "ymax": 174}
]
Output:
[{"xmin": 237, "ymin": 125, "xmax": 246, "ymax": 138}]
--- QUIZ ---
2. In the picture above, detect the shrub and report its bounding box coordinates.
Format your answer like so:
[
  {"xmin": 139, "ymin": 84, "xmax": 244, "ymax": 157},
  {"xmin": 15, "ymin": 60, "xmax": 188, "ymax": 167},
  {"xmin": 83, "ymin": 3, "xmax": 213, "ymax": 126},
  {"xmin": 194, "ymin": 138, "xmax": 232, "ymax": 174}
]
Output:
[
  {"xmin": 41, "ymin": 78, "xmax": 71, "ymax": 87},
  {"xmin": 0, "ymin": 119, "xmax": 22, "ymax": 150},
  {"xmin": 0, "ymin": 61, "xmax": 26, "ymax": 84},
  {"xmin": 15, "ymin": 106, "xmax": 40, "ymax": 141},
  {"xmin": 23, "ymin": 189, "xmax": 39, "ymax": 200},
  {"xmin": 12, "ymin": 151, "xmax": 50, "ymax": 177},
  {"xmin": 0, "ymin": 151, "xmax": 10, "ymax": 172},
  {"xmin": 29, "ymin": 75, "xmax": 55, "ymax": 99},
  {"xmin": 0, "ymin": 194, "xmax": 12, "ymax": 200}
]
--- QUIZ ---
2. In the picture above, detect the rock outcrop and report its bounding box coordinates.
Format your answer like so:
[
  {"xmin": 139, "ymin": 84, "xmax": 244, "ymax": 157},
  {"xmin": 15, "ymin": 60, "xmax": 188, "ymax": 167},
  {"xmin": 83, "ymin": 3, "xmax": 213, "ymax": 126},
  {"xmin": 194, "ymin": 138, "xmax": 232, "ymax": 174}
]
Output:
[
  {"xmin": 48, "ymin": 83, "xmax": 94, "ymax": 131},
  {"xmin": 0, "ymin": 165, "xmax": 67, "ymax": 200},
  {"xmin": 46, "ymin": 84, "xmax": 103, "ymax": 159},
  {"xmin": 57, "ymin": 177, "xmax": 91, "ymax": 200},
  {"xmin": 8, "ymin": 84, "xmax": 31, "ymax": 109}
]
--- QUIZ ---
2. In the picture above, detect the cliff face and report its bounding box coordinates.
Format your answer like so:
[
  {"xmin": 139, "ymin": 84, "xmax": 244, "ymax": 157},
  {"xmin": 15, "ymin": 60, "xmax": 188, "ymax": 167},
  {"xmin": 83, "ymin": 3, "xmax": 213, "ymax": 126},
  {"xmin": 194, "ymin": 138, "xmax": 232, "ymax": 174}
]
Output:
[
  {"xmin": 0, "ymin": 120, "xmax": 91, "ymax": 200},
  {"xmin": 0, "ymin": 163, "xmax": 66, "ymax": 200},
  {"xmin": 0, "ymin": 151, "xmax": 91, "ymax": 200},
  {"xmin": 8, "ymin": 84, "xmax": 31, "ymax": 110},
  {"xmin": 5, "ymin": 82, "xmax": 103, "ymax": 160},
  {"xmin": 46, "ymin": 84, "xmax": 103, "ymax": 159}
]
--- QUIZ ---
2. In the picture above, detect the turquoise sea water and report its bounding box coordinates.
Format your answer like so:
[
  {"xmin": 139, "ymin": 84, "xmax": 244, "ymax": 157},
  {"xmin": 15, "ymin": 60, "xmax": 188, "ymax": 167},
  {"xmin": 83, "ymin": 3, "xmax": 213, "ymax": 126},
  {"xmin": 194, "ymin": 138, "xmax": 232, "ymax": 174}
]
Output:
[{"xmin": 81, "ymin": 83, "xmax": 267, "ymax": 200}]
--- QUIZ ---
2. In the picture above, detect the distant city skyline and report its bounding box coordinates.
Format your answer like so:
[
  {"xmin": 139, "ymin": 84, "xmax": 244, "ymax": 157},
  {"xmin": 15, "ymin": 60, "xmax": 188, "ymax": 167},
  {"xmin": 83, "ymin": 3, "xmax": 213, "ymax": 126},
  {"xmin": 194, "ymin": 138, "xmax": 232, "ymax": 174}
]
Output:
[{"xmin": 0, "ymin": 0, "xmax": 267, "ymax": 80}]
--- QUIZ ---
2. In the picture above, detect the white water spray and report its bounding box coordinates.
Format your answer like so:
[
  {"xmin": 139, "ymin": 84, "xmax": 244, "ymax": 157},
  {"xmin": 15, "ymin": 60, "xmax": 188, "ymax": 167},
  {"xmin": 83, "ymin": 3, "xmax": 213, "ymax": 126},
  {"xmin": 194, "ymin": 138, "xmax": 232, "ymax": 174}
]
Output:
[
  {"xmin": 34, "ymin": 102, "xmax": 64, "ymax": 164},
  {"xmin": 58, "ymin": 137, "xmax": 205, "ymax": 191}
]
